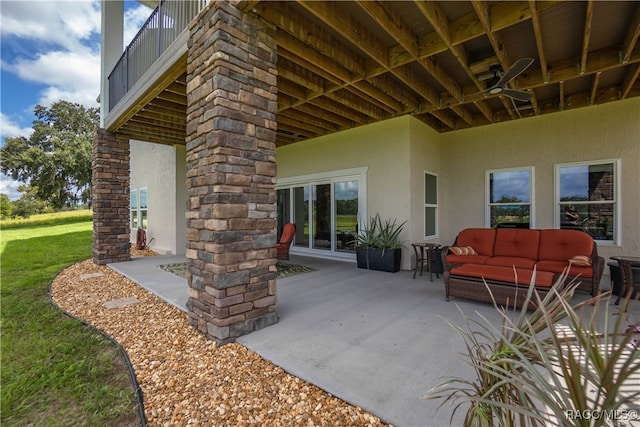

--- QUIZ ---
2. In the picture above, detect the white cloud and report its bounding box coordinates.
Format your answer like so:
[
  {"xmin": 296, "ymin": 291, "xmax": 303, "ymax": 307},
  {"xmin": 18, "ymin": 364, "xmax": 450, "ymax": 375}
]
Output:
[
  {"xmin": 9, "ymin": 49, "xmax": 101, "ymax": 108},
  {"xmin": 124, "ymin": 3, "xmax": 154, "ymax": 48},
  {"xmin": 0, "ymin": 113, "xmax": 32, "ymax": 140},
  {"xmin": 0, "ymin": 174, "xmax": 23, "ymax": 200},
  {"xmin": 0, "ymin": 0, "xmax": 100, "ymax": 51}
]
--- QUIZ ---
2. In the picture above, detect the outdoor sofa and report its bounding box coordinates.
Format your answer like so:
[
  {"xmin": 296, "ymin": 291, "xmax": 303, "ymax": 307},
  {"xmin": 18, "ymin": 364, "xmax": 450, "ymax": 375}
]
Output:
[{"xmin": 441, "ymin": 228, "xmax": 605, "ymax": 308}]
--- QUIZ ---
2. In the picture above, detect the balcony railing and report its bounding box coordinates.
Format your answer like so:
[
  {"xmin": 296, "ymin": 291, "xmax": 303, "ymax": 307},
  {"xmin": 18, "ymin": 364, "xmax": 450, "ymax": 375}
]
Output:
[{"xmin": 108, "ymin": 0, "xmax": 207, "ymax": 111}]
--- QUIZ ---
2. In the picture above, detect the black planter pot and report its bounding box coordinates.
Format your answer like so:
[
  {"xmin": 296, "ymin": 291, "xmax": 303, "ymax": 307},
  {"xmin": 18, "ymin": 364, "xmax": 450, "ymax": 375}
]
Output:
[{"xmin": 356, "ymin": 247, "xmax": 402, "ymax": 273}]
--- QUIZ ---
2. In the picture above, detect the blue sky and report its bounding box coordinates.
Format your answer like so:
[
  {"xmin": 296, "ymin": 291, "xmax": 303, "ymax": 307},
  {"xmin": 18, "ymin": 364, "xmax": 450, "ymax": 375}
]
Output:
[{"xmin": 0, "ymin": 0, "xmax": 152, "ymax": 199}]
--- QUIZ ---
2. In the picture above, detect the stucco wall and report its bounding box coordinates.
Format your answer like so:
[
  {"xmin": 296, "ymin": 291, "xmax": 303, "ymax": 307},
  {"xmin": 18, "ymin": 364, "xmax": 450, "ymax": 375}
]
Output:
[
  {"xmin": 438, "ymin": 97, "xmax": 640, "ymax": 264},
  {"xmin": 408, "ymin": 117, "xmax": 442, "ymax": 245},
  {"xmin": 130, "ymin": 140, "xmax": 187, "ymax": 255},
  {"xmin": 277, "ymin": 116, "xmax": 414, "ymax": 268}
]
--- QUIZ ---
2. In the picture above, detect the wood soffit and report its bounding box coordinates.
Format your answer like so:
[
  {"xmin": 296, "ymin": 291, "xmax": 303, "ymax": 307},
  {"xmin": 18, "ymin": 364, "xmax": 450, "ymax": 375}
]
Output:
[{"xmin": 117, "ymin": 1, "xmax": 640, "ymax": 147}]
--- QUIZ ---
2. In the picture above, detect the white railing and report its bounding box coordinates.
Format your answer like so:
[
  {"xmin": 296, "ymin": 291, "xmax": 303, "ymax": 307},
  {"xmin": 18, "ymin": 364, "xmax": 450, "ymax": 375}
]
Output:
[{"xmin": 108, "ymin": 0, "xmax": 207, "ymax": 111}]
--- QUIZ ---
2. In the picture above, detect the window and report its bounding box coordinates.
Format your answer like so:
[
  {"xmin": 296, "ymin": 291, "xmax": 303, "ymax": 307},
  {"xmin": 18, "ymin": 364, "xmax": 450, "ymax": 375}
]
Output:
[
  {"xmin": 424, "ymin": 172, "xmax": 438, "ymax": 239},
  {"xmin": 130, "ymin": 187, "xmax": 148, "ymax": 230},
  {"xmin": 556, "ymin": 160, "xmax": 619, "ymax": 243},
  {"xmin": 139, "ymin": 188, "xmax": 148, "ymax": 230},
  {"xmin": 130, "ymin": 189, "xmax": 138, "ymax": 229},
  {"xmin": 486, "ymin": 168, "xmax": 533, "ymax": 228}
]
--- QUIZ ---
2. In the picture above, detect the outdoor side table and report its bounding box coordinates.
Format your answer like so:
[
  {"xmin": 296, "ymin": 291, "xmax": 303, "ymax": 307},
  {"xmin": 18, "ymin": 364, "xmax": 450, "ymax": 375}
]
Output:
[
  {"xmin": 611, "ymin": 256, "xmax": 640, "ymax": 306},
  {"xmin": 411, "ymin": 243, "xmax": 441, "ymax": 281}
]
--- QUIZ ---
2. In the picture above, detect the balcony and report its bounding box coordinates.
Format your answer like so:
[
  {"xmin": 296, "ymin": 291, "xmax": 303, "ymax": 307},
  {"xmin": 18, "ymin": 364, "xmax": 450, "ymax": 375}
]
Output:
[{"xmin": 107, "ymin": 0, "xmax": 207, "ymax": 118}]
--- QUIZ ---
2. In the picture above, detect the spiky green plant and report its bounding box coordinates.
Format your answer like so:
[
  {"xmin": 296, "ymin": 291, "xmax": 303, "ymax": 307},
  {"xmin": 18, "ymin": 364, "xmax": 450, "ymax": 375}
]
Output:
[
  {"xmin": 352, "ymin": 213, "xmax": 406, "ymax": 250},
  {"xmin": 426, "ymin": 270, "xmax": 640, "ymax": 427}
]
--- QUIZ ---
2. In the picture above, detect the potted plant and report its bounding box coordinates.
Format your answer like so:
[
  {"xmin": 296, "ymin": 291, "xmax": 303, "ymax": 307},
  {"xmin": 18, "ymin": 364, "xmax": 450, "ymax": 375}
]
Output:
[{"xmin": 354, "ymin": 214, "xmax": 406, "ymax": 272}]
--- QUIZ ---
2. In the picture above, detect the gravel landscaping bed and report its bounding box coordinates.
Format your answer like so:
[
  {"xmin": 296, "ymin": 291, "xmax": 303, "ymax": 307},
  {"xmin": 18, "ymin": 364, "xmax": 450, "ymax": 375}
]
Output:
[{"xmin": 51, "ymin": 259, "xmax": 388, "ymax": 426}]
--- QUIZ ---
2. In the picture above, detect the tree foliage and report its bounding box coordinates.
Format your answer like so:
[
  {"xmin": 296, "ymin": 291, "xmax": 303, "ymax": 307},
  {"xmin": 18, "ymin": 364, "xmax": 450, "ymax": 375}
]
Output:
[{"xmin": 1, "ymin": 101, "xmax": 98, "ymax": 209}]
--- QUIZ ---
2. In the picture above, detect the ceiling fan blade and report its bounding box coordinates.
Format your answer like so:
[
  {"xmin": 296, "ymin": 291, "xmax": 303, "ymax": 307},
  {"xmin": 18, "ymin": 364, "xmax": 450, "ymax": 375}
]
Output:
[
  {"xmin": 502, "ymin": 88, "xmax": 533, "ymax": 102},
  {"xmin": 495, "ymin": 58, "xmax": 534, "ymax": 88}
]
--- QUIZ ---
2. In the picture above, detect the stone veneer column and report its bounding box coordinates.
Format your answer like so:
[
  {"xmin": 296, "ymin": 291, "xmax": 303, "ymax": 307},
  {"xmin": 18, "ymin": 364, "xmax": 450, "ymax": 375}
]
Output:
[
  {"xmin": 185, "ymin": 1, "xmax": 278, "ymax": 344},
  {"xmin": 92, "ymin": 128, "xmax": 131, "ymax": 265}
]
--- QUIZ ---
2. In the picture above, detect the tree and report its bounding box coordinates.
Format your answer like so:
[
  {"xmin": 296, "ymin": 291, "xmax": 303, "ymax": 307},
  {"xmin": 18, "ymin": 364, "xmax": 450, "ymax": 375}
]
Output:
[
  {"xmin": 11, "ymin": 185, "xmax": 49, "ymax": 218},
  {"xmin": 0, "ymin": 194, "xmax": 12, "ymax": 219},
  {"xmin": 1, "ymin": 101, "xmax": 98, "ymax": 209}
]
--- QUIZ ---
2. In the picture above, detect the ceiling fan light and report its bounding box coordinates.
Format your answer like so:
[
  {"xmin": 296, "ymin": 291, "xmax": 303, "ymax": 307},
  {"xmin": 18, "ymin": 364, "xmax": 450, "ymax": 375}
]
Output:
[{"xmin": 488, "ymin": 87, "xmax": 503, "ymax": 94}]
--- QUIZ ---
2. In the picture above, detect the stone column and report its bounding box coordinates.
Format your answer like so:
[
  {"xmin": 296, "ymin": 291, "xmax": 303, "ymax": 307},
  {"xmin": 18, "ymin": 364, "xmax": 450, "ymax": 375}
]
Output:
[
  {"xmin": 92, "ymin": 128, "xmax": 131, "ymax": 265},
  {"xmin": 185, "ymin": 1, "xmax": 278, "ymax": 345}
]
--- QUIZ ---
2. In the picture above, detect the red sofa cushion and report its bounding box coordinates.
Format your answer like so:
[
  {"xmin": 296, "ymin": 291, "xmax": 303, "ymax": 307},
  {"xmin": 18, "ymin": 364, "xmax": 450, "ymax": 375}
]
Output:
[
  {"xmin": 538, "ymin": 229, "xmax": 594, "ymax": 262},
  {"xmin": 536, "ymin": 260, "xmax": 594, "ymax": 278},
  {"xmin": 486, "ymin": 256, "xmax": 537, "ymax": 269},
  {"xmin": 494, "ymin": 229, "xmax": 540, "ymax": 260},
  {"xmin": 455, "ymin": 228, "xmax": 496, "ymax": 256},
  {"xmin": 446, "ymin": 254, "xmax": 491, "ymax": 265},
  {"xmin": 451, "ymin": 264, "xmax": 556, "ymax": 288}
]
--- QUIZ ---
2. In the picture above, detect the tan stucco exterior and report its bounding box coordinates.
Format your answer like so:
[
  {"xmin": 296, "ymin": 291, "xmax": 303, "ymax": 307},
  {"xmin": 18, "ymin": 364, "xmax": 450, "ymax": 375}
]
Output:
[
  {"xmin": 275, "ymin": 97, "xmax": 640, "ymax": 270},
  {"xmin": 130, "ymin": 140, "xmax": 187, "ymax": 255}
]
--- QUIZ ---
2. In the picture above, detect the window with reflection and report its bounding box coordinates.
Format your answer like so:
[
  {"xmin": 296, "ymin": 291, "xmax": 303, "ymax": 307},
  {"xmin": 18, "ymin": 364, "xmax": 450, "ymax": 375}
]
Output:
[
  {"xmin": 486, "ymin": 168, "xmax": 532, "ymax": 228},
  {"xmin": 335, "ymin": 180, "xmax": 358, "ymax": 252},
  {"xmin": 557, "ymin": 161, "xmax": 617, "ymax": 243},
  {"xmin": 139, "ymin": 188, "xmax": 148, "ymax": 230},
  {"xmin": 130, "ymin": 189, "xmax": 138, "ymax": 229},
  {"xmin": 293, "ymin": 186, "xmax": 309, "ymax": 248},
  {"xmin": 424, "ymin": 172, "xmax": 438, "ymax": 238}
]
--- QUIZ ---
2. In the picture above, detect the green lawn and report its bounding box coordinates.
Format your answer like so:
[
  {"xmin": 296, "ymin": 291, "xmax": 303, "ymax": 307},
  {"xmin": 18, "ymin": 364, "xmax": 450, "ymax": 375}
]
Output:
[{"xmin": 1, "ymin": 219, "xmax": 139, "ymax": 426}]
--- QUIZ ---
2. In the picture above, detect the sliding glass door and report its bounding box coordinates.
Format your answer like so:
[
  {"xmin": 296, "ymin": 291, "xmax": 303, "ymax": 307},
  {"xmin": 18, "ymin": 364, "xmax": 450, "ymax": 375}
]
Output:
[{"xmin": 276, "ymin": 170, "xmax": 365, "ymax": 258}]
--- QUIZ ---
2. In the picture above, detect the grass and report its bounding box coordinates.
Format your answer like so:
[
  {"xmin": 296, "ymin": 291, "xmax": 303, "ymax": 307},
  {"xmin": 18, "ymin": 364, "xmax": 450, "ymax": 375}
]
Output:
[
  {"xmin": 1, "ymin": 215, "xmax": 140, "ymax": 426},
  {"xmin": 1, "ymin": 209, "xmax": 93, "ymax": 230}
]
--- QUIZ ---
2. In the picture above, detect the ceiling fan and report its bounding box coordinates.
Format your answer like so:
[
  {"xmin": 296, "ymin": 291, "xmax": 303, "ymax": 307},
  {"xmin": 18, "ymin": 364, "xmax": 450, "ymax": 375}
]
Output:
[{"xmin": 475, "ymin": 58, "xmax": 534, "ymax": 102}]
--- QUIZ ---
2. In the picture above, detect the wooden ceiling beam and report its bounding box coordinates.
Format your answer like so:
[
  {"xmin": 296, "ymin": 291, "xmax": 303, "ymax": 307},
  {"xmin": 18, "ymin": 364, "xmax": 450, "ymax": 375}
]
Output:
[
  {"xmin": 134, "ymin": 110, "xmax": 185, "ymax": 127},
  {"xmin": 308, "ymin": 98, "xmax": 369, "ymax": 125},
  {"xmin": 350, "ymin": 81, "xmax": 405, "ymax": 114},
  {"xmin": 621, "ymin": 63, "xmax": 640, "ymax": 99},
  {"xmin": 295, "ymin": 103, "xmax": 356, "ymax": 129},
  {"xmin": 415, "ymin": 1, "xmax": 483, "ymax": 92},
  {"xmin": 277, "ymin": 78, "xmax": 308, "ymax": 101},
  {"xmin": 580, "ymin": 1, "xmax": 594, "ymax": 74},
  {"xmin": 278, "ymin": 110, "xmax": 338, "ymax": 133},
  {"xmin": 155, "ymin": 90, "xmax": 186, "ymax": 106},
  {"xmin": 528, "ymin": 0, "xmax": 549, "ymax": 83},
  {"xmin": 141, "ymin": 104, "xmax": 186, "ymax": 120},
  {"xmin": 278, "ymin": 60, "xmax": 325, "ymax": 94},
  {"xmin": 125, "ymin": 122, "xmax": 185, "ymax": 138},
  {"xmin": 369, "ymin": 74, "xmax": 421, "ymax": 112},
  {"xmin": 256, "ymin": 2, "xmax": 367, "ymax": 78},
  {"xmin": 297, "ymin": 1, "xmax": 389, "ymax": 70},
  {"xmin": 589, "ymin": 72, "xmax": 602, "ymax": 105},
  {"xmin": 277, "ymin": 120, "xmax": 325, "ymax": 138},
  {"xmin": 325, "ymin": 91, "xmax": 388, "ymax": 121},
  {"xmin": 429, "ymin": 109, "xmax": 456, "ymax": 130},
  {"xmin": 276, "ymin": 33, "xmax": 353, "ymax": 85},
  {"xmin": 622, "ymin": 4, "xmax": 640, "ymax": 63},
  {"xmin": 356, "ymin": 1, "xmax": 419, "ymax": 58},
  {"xmin": 472, "ymin": 0, "xmax": 512, "ymax": 68}
]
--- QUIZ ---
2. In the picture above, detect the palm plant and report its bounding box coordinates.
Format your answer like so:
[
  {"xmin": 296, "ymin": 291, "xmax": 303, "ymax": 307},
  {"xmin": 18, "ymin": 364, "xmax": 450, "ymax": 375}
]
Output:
[{"xmin": 425, "ymin": 271, "xmax": 640, "ymax": 427}]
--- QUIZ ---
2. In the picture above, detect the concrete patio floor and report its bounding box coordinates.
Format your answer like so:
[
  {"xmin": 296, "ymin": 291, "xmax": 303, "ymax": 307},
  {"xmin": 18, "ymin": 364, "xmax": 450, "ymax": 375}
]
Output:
[{"xmin": 110, "ymin": 254, "xmax": 628, "ymax": 427}]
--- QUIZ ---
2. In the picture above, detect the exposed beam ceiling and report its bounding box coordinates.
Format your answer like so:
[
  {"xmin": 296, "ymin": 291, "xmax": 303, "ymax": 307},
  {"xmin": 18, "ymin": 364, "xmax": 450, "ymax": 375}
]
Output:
[{"xmin": 115, "ymin": 1, "xmax": 640, "ymax": 146}]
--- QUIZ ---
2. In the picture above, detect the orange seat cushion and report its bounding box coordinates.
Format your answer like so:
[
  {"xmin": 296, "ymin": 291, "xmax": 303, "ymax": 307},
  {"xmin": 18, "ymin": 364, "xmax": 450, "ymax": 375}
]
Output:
[
  {"xmin": 486, "ymin": 256, "xmax": 537, "ymax": 269},
  {"xmin": 451, "ymin": 264, "xmax": 556, "ymax": 288},
  {"xmin": 535, "ymin": 260, "xmax": 594, "ymax": 278},
  {"xmin": 446, "ymin": 254, "xmax": 490, "ymax": 265}
]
